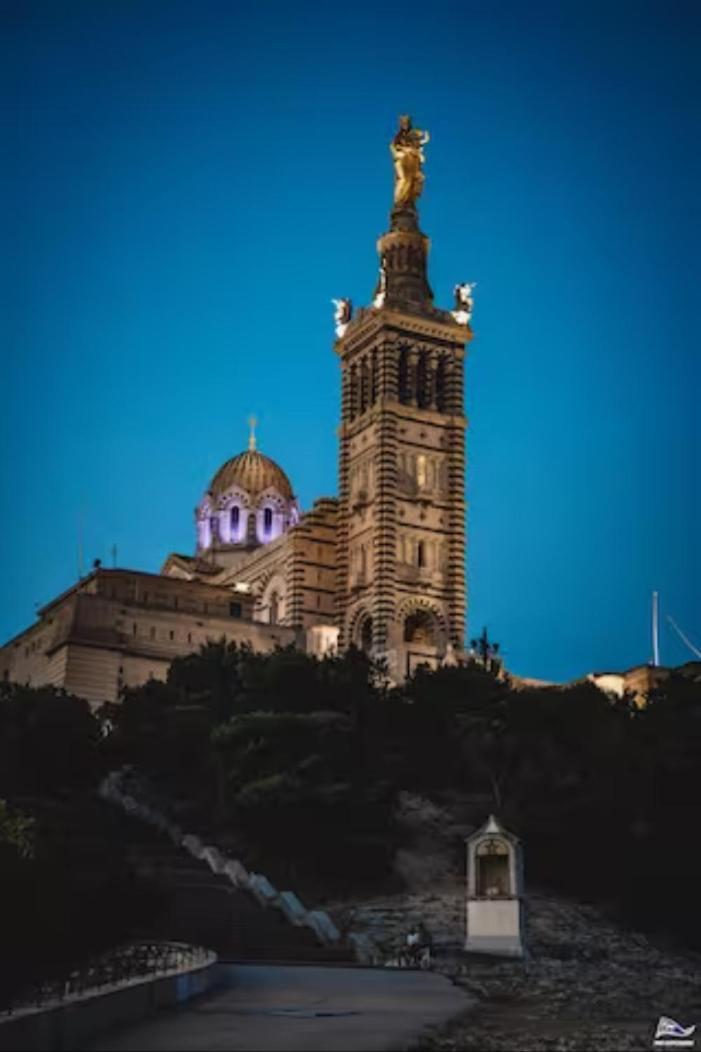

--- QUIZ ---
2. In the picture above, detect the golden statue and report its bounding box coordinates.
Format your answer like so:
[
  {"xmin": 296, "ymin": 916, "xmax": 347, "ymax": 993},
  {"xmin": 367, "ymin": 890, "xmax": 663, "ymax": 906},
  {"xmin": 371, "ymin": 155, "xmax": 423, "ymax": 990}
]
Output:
[{"xmin": 390, "ymin": 114, "xmax": 430, "ymax": 207}]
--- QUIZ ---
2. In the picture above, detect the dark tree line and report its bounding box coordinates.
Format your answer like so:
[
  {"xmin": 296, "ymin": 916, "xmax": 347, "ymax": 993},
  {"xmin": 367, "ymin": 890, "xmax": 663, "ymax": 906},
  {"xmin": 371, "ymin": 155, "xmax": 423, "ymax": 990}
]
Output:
[
  {"xmin": 1, "ymin": 645, "xmax": 700, "ymax": 1002},
  {"xmin": 102, "ymin": 642, "xmax": 701, "ymax": 944},
  {"xmin": 0, "ymin": 685, "xmax": 162, "ymax": 1006}
]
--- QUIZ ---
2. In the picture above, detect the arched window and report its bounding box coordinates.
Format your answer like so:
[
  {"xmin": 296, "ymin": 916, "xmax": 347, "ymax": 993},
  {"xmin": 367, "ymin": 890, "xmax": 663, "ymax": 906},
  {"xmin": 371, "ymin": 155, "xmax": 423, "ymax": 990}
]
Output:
[
  {"xmin": 416, "ymin": 352, "xmax": 429, "ymax": 408},
  {"xmin": 435, "ymin": 356, "xmax": 447, "ymax": 412},
  {"xmin": 264, "ymin": 508, "xmax": 273, "ymax": 534},
  {"xmin": 417, "ymin": 540, "xmax": 425, "ymax": 568},
  {"xmin": 360, "ymin": 358, "xmax": 369, "ymax": 413},
  {"xmin": 209, "ymin": 515, "xmax": 218, "ymax": 542},
  {"xmin": 269, "ymin": 591, "xmax": 279, "ymax": 625},
  {"xmin": 398, "ymin": 347, "xmax": 410, "ymax": 403},
  {"xmin": 404, "ymin": 609, "xmax": 437, "ymax": 645},
  {"xmin": 416, "ymin": 454, "xmax": 427, "ymax": 491},
  {"xmin": 371, "ymin": 350, "xmax": 378, "ymax": 403},
  {"xmin": 359, "ymin": 615, "xmax": 373, "ymax": 654},
  {"xmin": 230, "ymin": 505, "xmax": 240, "ymax": 536}
]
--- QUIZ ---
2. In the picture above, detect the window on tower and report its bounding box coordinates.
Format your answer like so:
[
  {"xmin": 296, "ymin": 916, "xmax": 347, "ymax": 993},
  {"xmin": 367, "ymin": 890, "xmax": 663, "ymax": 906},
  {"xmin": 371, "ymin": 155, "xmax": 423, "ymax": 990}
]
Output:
[
  {"xmin": 435, "ymin": 356, "xmax": 447, "ymax": 412},
  {"xmin": 416, "ymin": 352, "xmax": 429, "ymax": 408},
  {"xmin": 398, "ymin": 347, "xmax": 410, "ymax": 403},
  {"xmin": 231, "ymin": 505, "xmax": 240, "ymax": 535},
  {"xmin": 264, "ymin": 508, "xmax": 273, "ymax": 534},
  {"xmin": 417, "ymin": 540, "xmax": 425, "ymax": 568},
  {"xmin": 416, "ymin": 454, "xmax": 428, "ymax": 490},
  {"xmin": 360, "ymin": 358, "xmax": 369, "ymax": 413}
]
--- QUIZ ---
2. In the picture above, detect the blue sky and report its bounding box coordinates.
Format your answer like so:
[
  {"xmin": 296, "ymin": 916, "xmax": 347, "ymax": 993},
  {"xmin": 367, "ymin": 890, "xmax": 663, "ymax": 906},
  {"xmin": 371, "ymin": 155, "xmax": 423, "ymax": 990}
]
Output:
[{"xmin": 2, "ymin": 0, "xmax": 699, "ymax": 681}]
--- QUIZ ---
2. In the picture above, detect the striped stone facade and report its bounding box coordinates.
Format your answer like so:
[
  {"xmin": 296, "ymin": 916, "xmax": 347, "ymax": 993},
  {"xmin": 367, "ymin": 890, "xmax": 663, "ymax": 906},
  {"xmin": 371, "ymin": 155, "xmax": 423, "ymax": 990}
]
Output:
[
  {"xmin": 214, "ymin": 497, "xmax": 338, "ymax": 635},
  {"xmin": 334, "ymin": 199, "xmax": 471, "ymax": 680}
]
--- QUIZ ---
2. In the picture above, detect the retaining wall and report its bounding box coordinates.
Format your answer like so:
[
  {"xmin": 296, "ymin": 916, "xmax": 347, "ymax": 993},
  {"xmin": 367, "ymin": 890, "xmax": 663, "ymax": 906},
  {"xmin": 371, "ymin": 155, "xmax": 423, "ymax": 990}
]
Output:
[{"xmin": 0, "ymin": 953, "xmax": 217, "ymax": 1052}]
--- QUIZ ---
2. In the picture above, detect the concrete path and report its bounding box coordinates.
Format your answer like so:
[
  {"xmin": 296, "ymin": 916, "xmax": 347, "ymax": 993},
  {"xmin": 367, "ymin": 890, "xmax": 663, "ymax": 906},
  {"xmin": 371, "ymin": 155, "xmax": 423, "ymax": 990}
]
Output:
[{"xmin": 90, "ymin": 963, "xmax": 471, "ymax": 1052}]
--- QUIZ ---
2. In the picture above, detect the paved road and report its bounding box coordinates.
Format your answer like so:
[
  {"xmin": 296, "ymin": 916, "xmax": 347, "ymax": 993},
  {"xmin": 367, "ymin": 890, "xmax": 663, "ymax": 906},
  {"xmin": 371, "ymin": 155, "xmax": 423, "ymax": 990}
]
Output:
[{"xmin": 90, "ymin": 963, "xmax": 472, "ymax": 1052}]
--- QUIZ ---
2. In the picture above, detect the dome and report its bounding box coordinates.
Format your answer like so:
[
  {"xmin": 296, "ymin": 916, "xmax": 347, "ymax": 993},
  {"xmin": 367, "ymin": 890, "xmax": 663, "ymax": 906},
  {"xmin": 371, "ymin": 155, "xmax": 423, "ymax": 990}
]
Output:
[{"xmin": 208, "ymin": 449, "xmax": 294, "ymax": 501}]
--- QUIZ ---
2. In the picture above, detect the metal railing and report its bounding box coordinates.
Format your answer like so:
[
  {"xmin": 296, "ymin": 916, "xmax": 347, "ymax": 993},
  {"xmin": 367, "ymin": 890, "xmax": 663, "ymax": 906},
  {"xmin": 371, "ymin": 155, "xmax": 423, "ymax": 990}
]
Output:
[{"xmin": 2, "ymin": 941, "xmax": 212, "ymax": 1016}]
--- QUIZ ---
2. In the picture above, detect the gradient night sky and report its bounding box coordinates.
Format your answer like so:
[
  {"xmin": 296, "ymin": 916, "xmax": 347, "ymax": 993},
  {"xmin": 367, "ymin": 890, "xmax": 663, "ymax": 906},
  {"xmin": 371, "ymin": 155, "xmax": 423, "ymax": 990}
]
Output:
[{"xmin": 2, "ymin": 0, "xmax": 699, "ymax": 681}]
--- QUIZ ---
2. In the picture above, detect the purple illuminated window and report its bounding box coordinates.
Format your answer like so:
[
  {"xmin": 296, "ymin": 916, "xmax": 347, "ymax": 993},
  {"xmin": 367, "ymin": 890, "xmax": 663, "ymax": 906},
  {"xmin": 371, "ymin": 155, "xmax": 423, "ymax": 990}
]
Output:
[{"xmin": 264, "ymin": 508, "xmax": 273, "ymax": 534}]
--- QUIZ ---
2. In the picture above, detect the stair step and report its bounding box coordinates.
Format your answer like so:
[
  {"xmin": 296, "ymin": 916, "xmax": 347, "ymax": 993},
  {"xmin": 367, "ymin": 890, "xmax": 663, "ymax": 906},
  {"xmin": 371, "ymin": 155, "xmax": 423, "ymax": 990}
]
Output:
[{"xmin": 125, "ymin": 826, "xmax": 353, "ymax": 964}]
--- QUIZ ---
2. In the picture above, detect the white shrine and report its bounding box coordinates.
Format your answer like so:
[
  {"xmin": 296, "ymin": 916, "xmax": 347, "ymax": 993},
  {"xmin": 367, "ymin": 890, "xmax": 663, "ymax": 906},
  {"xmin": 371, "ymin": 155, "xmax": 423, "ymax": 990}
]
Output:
[{"xmin": 465, "ymin": 814, "xmax": 525, "ymax": 958}]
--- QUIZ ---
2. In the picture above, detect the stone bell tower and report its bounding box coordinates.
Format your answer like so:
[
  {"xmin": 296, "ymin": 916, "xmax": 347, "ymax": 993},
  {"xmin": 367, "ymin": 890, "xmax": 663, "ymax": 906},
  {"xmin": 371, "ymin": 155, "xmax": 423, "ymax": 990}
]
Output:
[{"xmin": 334, "ymin": 116, "xmax": 474, "ymax": 680}]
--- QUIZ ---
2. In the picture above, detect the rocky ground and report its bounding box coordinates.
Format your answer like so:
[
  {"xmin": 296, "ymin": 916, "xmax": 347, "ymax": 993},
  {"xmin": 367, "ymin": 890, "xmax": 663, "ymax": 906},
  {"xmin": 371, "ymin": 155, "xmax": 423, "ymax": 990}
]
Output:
[{"xmin": 327, "ymin": 794, "xmax": 701, "ymax": 1052}]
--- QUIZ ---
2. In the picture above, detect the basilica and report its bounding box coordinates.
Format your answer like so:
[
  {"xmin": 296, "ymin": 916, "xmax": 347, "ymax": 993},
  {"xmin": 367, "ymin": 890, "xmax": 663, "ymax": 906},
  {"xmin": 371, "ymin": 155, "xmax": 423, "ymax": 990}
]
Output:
[{"xmin": 1, "ymin": 117, "xmax": 474, "ymax": 705}]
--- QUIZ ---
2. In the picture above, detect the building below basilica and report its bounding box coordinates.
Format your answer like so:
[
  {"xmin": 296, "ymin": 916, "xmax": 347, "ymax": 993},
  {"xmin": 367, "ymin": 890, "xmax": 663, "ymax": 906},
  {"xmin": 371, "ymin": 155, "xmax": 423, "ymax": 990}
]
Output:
[
  {"xmin": 2, "ymin": 116, "xmax": 475, "ymax": 704},
  {"xmin": 0, "ymin": 568, "xmax": 295, "ymax": 708}
]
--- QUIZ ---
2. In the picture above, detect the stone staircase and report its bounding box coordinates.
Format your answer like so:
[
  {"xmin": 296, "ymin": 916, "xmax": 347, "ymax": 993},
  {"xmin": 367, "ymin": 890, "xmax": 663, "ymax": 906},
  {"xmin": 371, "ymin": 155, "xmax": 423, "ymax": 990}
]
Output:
[{"xmin": 121, "ymin": 818, "xmax": 354, "ymax": 964}]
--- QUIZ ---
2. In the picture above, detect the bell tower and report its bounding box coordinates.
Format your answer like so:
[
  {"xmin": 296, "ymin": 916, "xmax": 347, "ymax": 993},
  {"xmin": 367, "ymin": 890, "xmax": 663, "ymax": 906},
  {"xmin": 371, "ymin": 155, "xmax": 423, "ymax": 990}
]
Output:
[{"xmin": 334, "ymin": 116, "xmax": 474, "ymax": 680}]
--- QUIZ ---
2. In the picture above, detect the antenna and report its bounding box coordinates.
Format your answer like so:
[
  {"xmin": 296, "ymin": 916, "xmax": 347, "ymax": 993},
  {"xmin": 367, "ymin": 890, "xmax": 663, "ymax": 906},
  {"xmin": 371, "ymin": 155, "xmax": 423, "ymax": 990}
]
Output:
[
  {"xmin": 78, "ymin": 506, "xmax": 85, "ymax": 580},
  {"xmin": 652, "ymin": 590, "xmax": 660, "ymax": 667}
]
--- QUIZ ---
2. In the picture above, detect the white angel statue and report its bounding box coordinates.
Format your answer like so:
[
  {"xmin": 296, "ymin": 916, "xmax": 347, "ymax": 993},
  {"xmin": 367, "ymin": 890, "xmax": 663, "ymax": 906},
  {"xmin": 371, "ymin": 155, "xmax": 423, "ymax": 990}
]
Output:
[
  {"xmin": 332, "ymin": 297, "xmax": 352, "ymax": 338},
  {"xmin": 451, "ymin": 282, "xmax": 476, "ymax": 325}
]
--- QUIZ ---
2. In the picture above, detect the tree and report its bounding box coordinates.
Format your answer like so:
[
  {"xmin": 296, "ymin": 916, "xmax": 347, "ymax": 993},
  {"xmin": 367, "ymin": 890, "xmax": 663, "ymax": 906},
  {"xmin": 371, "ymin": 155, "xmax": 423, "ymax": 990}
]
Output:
[
  {"xmin": 0, "ymin": 683, "xmax": 102, "ymax": 797},
  {"xmin": 0, "ymin": 799, "xmax": 34, "ymax": 859}
]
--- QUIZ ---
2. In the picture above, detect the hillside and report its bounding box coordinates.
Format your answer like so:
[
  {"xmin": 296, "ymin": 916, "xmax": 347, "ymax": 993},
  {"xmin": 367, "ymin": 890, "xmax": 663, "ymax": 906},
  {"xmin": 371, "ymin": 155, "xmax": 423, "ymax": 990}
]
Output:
[{"xmin": 325, "ymin": 793, "xmax": 701, "ymax": 1052}]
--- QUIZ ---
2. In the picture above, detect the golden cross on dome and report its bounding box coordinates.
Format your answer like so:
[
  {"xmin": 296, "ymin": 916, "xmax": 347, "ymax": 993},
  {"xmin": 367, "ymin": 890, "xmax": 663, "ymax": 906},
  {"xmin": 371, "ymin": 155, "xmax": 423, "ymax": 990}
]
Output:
[{"xmin": 248, "ymin": 415, "xmax": 258, "ymax": 451}]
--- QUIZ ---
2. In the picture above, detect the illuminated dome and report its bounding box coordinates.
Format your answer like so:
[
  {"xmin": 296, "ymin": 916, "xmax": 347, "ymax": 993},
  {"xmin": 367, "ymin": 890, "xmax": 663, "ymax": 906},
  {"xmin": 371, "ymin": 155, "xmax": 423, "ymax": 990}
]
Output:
[
  {"xmin": 208, "ymin": 449, "xmax": 294, "ymax": 502},
  {"xmin": 196, "ymin": 421, "xmax": 299, "ymax": 557}
]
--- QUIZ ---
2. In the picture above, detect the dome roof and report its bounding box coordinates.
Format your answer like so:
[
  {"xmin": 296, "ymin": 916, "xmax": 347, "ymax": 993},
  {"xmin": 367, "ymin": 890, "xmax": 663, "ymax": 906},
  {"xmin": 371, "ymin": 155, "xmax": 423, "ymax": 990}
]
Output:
[{"xmin": 208, "ymin": 449, "xmax": 294, "ymax": 501}]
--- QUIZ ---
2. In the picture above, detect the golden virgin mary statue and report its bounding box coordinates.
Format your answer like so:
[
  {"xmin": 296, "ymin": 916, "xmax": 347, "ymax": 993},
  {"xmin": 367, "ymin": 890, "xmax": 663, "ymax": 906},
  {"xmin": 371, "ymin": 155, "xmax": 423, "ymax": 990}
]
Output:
[{"xmin": 390, "ymin": 114, "xmax": 430, "ymax": 207}]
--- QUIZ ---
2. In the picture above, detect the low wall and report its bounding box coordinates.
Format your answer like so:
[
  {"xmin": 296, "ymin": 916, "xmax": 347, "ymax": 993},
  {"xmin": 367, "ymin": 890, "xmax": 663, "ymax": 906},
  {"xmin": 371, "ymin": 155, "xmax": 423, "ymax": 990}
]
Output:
[{"xmin": 0, "ymin": 954, "xmax": 217, "ymax": 1052}]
